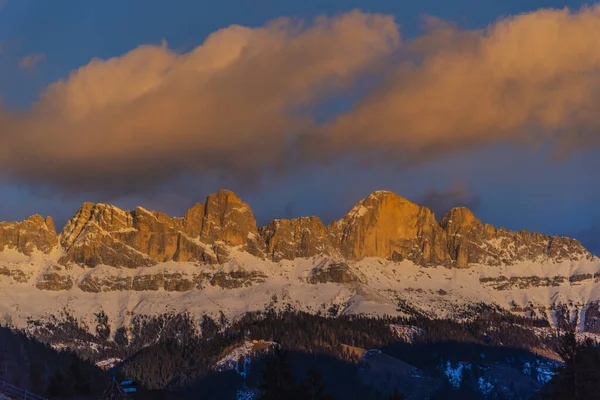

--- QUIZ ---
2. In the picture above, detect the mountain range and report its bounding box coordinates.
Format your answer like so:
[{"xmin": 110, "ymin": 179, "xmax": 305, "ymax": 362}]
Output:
[{"xmin": 0, "ymin": 189, "xmax": 599, "ymax": 335}]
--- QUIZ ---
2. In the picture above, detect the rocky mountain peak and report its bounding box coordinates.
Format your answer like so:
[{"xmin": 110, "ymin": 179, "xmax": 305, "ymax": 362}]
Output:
[
  {"xmin": 44, "ymin": 216, "xmax": 56, "ymax": 234},
  {"xmin": 338, "ymin": 191, "xmax": 417, "ymax": 225},
  {"xmin": 0, "ymin": 214, "xmax": 58, "ymax": 255},
  {"xmin": 58, "ymin": 202, "xmax": 155, "ymax": 268},
  {"xmin": 210, "ymin": 189, "xmax": 243, "ymax": 203},
  {"xmin": 0, "ymin": 189, "xmax": 593, "ymax": 276},
  {"xmin": 260, "ymin": 216, "xmax": 334, "ymax": 261},
  {"xmin": 329, "ymin": 191, "xmax": 449, "ymax": 265},
  {"xmin": 441, "ymin": 207, "xmax": 482, "ymax": 234},
  {"xmin": 360, "ymin": 190, "xmax": 407, "ymax": 207},
  {"xmin": 364, "ymin": 190, "xmax": 394, "ymax": 200},
  {"xmin": 182, "ymin": 202, "xmax": 205, "ymax": 237},
  {"xmin": 60, "ymin": 202, "xmax": 131, "ymax": 249},
  {"xmin": 439, "ymin": 207, "xmax": 592, "ymax": 267},
  {"xmin": 55, "ymin": 190, "xmax": 266, "ymax": 269},
  {"xmin": 200, "ymin": 189, "xmax": 259, "ymax": 247}
]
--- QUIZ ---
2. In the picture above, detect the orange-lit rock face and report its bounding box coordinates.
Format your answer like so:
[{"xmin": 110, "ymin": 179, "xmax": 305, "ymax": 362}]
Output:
[
  {"xmin": 199, "ymin": 190, "xmax": 262, "ymax": 248},
  {"xmin": 0, "ymin": 214, "xmax": 58, "ymax": 255},
  {"xmin": 57, "ymin": 190, "xmax": 264, "ymax": 268},
  {"xmin": 261, "ymin": 216, "xmax": 334, "ymax": 261},
  {"xmin": 441, "ymin": 206, "xmax": 589, "ymax": 268},
  {"xmin": 0, "ymin": 189, "xmax": 591, "ymax": 273},
  {"xmin": 329, "ymin": 191, "xmax": 450, "ymax": 265},
  {"xmin": 59, "ymin": 203, "xmax": 156, "ymax": 268}
]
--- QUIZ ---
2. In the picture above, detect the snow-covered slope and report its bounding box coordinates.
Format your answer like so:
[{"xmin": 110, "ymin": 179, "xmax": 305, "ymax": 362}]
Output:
[
  {"xmin": 1, "ymin": 244, "xmax": 600, "ymax": 335},
  {"xmin": 0, "ymin": 189, "xmax": 598, "ymax": 337}
]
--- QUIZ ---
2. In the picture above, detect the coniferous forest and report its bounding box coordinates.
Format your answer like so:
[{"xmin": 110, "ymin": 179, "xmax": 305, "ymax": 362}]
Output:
[{"xmin": 1, "ymin": 307, "xmax": 599, "ymax": 399}]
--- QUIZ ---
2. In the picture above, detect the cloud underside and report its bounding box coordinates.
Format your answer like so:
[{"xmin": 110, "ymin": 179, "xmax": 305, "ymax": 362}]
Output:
[{"xmin": 1, "ymin": 6, "xmax": 600, "ymax": 195}]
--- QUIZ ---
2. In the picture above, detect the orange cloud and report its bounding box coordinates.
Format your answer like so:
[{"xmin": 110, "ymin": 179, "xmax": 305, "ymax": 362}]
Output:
[
  {"xmin": 19, "ymin": 53, "xmax": 46, "ymax": 69},
  {"xmin": 0, "ymin": 10, "xmax": 399, "ymax": 194},
  {"xmin": 314, "ymin": 5, "xmax": 600, "ymax": 162},
  {"xmin": 4, "ymin": 5, "xmax": 600, "ymax": 197}
]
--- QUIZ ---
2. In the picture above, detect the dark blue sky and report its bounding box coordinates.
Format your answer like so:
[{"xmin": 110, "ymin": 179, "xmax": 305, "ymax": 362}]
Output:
[{"xmin": 0, "ymin": 0, "xmax": 598, "ymax": 254}]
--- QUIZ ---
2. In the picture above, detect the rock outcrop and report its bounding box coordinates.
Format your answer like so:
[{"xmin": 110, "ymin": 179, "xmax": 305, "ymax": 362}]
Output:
[
  {"xmin": 58, "ymin": 190, "xmax": 264, "ymax": 268},
  {"xmin": 0, "ymin": 189, "xmax": 592, "ymax": 276},
  {"xmin": 59, "ymin": 203, "xmax": 157, "ymax": 268},
  {"xmin": 36, "ymin": 271, "xmax": 74, "ymax": 291},
  {"xmin": 441, "ymin": 207, "xmax": 590, "ymax": 267},
  {"xmin": 79, "ymin": 275, "xmax": 133, "ymax": 293},
  {"xmin": 198, "ymin": 191, "xmax": 261, "ymax": 247},
  {"xmin": 0, "ymin": 215, "xmax": 58, "ymax": 255},
  {"xmin": 261, "ymin": 216, "xmax": 335, "ymax": 261},
  {"xmin": 183, "ymin": 190, "xmax": 265, "ymax": 259},
  {"xmin": 479, "ymin": 275, "xmax": 568, "ymax": 290},
  {"xmin": 328, "ymin": 191, "xmax": 451, "ymax": 266},
  {"xmin": 307, "ymin": 260, "xmax": 362, "ymax": 284},
  {"xmin": 0, "ymin": 267, "xmax": 27, "ymax": 283}
]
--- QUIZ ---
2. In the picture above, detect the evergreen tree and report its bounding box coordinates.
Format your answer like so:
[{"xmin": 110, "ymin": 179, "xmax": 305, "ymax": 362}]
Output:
[
  {"xmin": 548, "ymin": 332, "xmax": 600, "ymax": 399},
  {"xmin": 95, "ymin": 311, "xmax": 111, "ymax": 341},
  {"xmin": 386, "ymin": 388, "xmax": 406, "ymax": 400},
  {"xmin": 201, "ymin": 314, "xmax": 219, "ymax": 338},
  {"xmin": 298, "ymin": 369, "xmax": 334, "ymax": 400},
  {"xmin": 258, "ymin": 348, "xmax": 297, "ymax": 400},
  {"xmin": 115, "ymin": 326, "xmax": 129, "ymax": 347},
  {"xmin": 71, "ymin": 356, "xmax": 93, "ymax": 394},
  {"xmin": 48, "ymin": 368, "xmax": 75, "ymax": 397}
]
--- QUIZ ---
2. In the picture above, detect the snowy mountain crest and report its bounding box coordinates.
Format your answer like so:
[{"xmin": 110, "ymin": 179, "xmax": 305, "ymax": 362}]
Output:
[{"xmin": 0, "ymin": 189, "xmax": 598, "ymax": 336}]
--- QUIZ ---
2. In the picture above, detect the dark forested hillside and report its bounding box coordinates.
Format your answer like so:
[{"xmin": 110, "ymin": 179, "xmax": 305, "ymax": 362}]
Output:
[
  {"xmin": 112, "ymin": 307, "xmax": 559, "ymax": 399},
  {"xmin": 0, "ymin": 325, "xmax": 108, "ymax": 397},
  {"xmin": 2, "ymin": 304, "xmax": 572, "ymax": 399}
]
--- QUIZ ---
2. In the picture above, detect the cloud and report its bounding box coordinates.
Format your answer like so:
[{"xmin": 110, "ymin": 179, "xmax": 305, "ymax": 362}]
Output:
[
  {"xmin": 0, "ymin": 10, "xmax": 399, "ymax": 195},
  {"xmin": 311, "ymin": 5, "xmax": 600, "ymax": 163},
  {"xmin": 5, "ymin": 5, "xmax": 600, "ymax": 199},
  {"xmin": 419, "ymin": 182, "xmax": 481, "ymax": 219},
  {"xmin": 18, "ymin": 53, "xmax": 45, "ymax": 69}
]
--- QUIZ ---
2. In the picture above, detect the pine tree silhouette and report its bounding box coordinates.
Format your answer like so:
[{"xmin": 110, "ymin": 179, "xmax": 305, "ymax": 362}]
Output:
[
  {"xmin": 548, "ymin": 332, "xmax": 600, "ymax": 399},
  {"xmin": 386, "ymin": 388, "xmax": 406, "ymax": 400},
  {"xmin": 258, "ymin": 348, "xmax": 297, "ymax": 400},
  {"xmin": 48, "ymin": 369, "xmax": 75, "ymax": 397},
  {"xmin": 298, "ymin": 369, "xmax": 334, "ymax": 400}
]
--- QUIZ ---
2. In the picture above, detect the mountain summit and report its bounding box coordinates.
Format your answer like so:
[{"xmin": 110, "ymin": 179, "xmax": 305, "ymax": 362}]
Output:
[
  {"xmin": 0, "ymin": 189, "xmax": 591, "ymax": 273},
  {"xmin": 0, "ymin": 189, "xmax": 598, "ymax": 340}
]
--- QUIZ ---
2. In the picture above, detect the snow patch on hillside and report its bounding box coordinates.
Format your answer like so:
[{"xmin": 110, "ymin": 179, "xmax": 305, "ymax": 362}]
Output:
[{"xmin": 215, "ymin": 340, "xmax": 276, "ymax": 371}]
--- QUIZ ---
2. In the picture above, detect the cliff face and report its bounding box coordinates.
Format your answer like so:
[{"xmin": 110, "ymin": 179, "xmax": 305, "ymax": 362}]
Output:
[
  {"xmin": 57, "ymin": 190, "xmax": 262, "ymax": 268},
  {"xmin": 261, "ymin": 216, "xmax": 335, "ymax": 261},
  {"xmin": 0, "ymin": 189, "xmax": 592, "ymax": 278},
  {"xmin": 261, "ymin": 190, "xmax": 591, "ymax": 266},
  {"xmin": 197, "ymin": 190, "xmax": 262, "ymax": 249},
  {"xmin": 328, "ymin": 191, "xmax": 451, "ymax": 265},
  {"xmin": 0, "ymin": 215, "xmax": 58, "ymax": 255},
  {"xmin": 441, "ymin": 207, "xmax": 590, "ymax": 268},
  {"xmin": 59, "ymin": 202, "xmax": 160, "ymax": 268}
]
